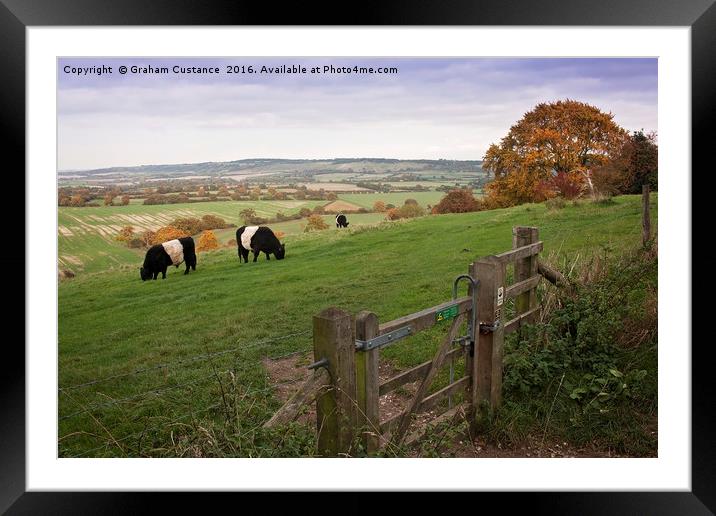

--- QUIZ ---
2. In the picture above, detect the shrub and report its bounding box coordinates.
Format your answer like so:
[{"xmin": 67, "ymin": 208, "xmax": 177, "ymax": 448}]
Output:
[
  {"xmin": 403, "ymin": 198, "xmax": 418, "ymax": 206},
  {"xmin": 171, "ymin": 217, "xmax": 203, "ymax": 235},
  {"xmin": 304, "ymin": 214, "xmax": 329, "ymax": 232},
  {"xmin": 433, "ymin": 189, "xmax": 483, "ymax": 214},
  {"xmin": 385, "ymin": 208, "xmax": 400, "ymax": 221},
  {"xmin": 298, "ymin": 207, "xmax": 312, "ymax": 218},
  {"xmin": 120, "ymin": 195, "xmax": 130, "ymax": 206},
  {"xmin": 373, "ymin": 200, "xmax": 386, "ymax": 212},
  {"xmin": 312, "ymin": 205, "xmax": 326, "ymax": 215},
  {"xmin": 196, "ymin": 230, "xmax": 220, "ymax": 251},
  {"xmin": 151, "ymin": 226, "xmax": 189, "ymax": 245},
  {"xmin": 200, "ymin": 214, "xmax": 229, "ymax": 230},
  {"xmin": 115, "ymin": 225, "xmax": 135, "ymax": 243}
]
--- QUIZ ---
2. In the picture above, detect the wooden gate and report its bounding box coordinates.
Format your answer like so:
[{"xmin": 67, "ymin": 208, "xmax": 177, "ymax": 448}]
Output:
[{"xmin": 266, "ymin": 226, "xmax": 545, "ymax": 456}]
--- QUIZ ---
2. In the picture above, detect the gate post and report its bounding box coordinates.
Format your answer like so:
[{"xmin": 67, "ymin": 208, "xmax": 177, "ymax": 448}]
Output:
[
  {"xmin": 513, "ymin": 226, "xmax": 539, "ymax": 316},
  {"xmin": 355, "ymin": 311, "xmax": 380, "ymax": 453},
  {"xmin": 470, "ymin": 256, "xmax": 506, "ymax": 430},
  {"xmin": 313, "ymin": 307, "xmax": 357, "ymax": 456}
]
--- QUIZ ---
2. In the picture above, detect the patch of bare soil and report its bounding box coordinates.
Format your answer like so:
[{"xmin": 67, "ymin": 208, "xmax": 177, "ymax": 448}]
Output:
[{"xmin": 262, "ymin": 352, "xmax": 449, "ymax": 442}]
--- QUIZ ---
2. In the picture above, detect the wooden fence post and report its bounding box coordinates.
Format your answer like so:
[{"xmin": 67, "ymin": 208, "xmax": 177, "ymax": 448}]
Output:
[
  {"xmin": 355, "ymin": 311, "xmax": 380, "ymax": 453},
  {"xmin": 471, "ymin": 257, "xmax": 506, "ymax": 428},
  {"xmin": 313, "ymin": 307, "xmax": 357, "ymax": 456},
  {"xmin": 513, "ymin": 226, "xmax": 539, "ymax": 316},
  {"xmin": 642, "ymin": 185, "xmax": 651, "ymax": 247}
]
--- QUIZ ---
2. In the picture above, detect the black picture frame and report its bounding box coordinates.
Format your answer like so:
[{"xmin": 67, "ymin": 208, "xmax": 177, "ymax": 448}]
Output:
[{"xmin": 3, "ymin": 1, "xmax": 711, "ymax": 513}]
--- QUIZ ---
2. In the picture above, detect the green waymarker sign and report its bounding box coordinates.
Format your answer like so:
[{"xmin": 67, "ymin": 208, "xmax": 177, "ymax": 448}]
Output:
[{"xmin": 436, "ymin": 304, "xmax": 459, "ymax": 322}]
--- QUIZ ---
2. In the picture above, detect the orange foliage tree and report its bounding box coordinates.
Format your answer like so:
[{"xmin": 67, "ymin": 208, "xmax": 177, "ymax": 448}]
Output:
[
  {"xmin": 432, "ymin": 189, "xmax": 483, "ymax": 214},
  {"xmin": 373, "ymin": 200, "xmax": 386, "ymax": 212},
  {"xmin": 304, "ymin": 214, "xmax": 329, "ymax": 232},
  {"xmin": 483, "ymin": 100, "xmax": 628, "ymax": 206},
  {"xmin": 151, "ymin": 226, "xmax": 189, "ymax": 245},
  {"xmin": 196, "ymin": 230, "xmax": 220, "ymax": 251}
]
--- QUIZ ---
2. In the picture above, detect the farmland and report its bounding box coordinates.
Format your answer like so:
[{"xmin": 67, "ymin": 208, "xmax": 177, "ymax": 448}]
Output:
[{"xmin": 58, "ymin": 194, "xmax": 658, "ymax": 457}]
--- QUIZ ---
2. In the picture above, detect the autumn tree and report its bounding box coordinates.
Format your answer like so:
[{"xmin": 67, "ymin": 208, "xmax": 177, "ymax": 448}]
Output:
[
  {"xmin": 373, "ymin": 200, "xmax": 386, "ymax": 212},
  {"xmin": 120, "ymin": 195, "xmax": 130, "ymax": 206},
  {"xmin": 196, "ymin": 230, "xmax": 220, "ymax": 251},
  {"xmin": 103, "ymin": 194, "xmax": 115, "ymax": 206},
  {"xmin": 239, "ymin": 208, "xmax": 257, "ymax": 225},
  {"xmin": 432, "ymin": 189, "xmax": 482, "ymax": 214},
  {"xmin": 304, "ymin": 214, "xmax": 329, "ymax": 232},
  {"xmin": 298, "ymin": 207, "xmax": 312, "ymax": 218},
  {"xmin": 326, "ymin": 192, "xmax": 338, "ymax": 201},
  {"xmin": 483, "ymin": 99, "xmax": 628, "ymax": 206}
]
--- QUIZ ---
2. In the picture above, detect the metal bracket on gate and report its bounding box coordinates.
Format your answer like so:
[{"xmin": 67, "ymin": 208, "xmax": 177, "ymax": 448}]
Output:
[
  {"xmin": 355, "ymin": 326, "xmax": 412, "ymax": 351},
  {"xmin": 479, "ymin": 320, "xmax": 501, "ymax": 334}
]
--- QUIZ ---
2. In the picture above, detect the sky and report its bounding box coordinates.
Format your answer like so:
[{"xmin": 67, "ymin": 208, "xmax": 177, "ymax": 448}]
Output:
[{"xmin": 57, "ymin": 57, "xmax": 658, "ymax": 171}]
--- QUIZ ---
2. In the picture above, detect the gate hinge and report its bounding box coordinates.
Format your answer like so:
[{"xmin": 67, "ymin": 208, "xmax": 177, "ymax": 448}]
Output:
[{"xmin": 356, "ymin": 325, "xmax": 412, "ymax": 351}]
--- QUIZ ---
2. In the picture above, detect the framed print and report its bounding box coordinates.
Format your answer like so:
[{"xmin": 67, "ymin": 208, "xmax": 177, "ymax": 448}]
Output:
[{"xmin": 4, "ymin": 0, "xmax": 712, "ymax": 513}]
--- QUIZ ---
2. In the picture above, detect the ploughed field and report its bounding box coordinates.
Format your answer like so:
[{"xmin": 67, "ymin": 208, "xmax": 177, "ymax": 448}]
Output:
[{"xmin": 57, "ymin": 194, "xmax": 656, "ymax": 457}]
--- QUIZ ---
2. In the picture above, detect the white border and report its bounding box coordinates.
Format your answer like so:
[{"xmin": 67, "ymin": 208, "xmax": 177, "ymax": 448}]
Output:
[{"xmin": 28, "ymin": 27, "xmax": 690, "ymax": 491}]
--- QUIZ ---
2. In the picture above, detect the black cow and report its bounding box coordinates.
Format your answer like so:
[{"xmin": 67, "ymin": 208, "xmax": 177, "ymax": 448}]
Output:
[
  {"xmin": 335, "ymin": 214, "xmax": 349, "ymax": 228},
  {"xmin": 236, "ymin": 226, "xmax": 286, "ymax": 263},
  {"xmin": 140, "ymin": 236, "xmax": 197, "ymax": 280}
]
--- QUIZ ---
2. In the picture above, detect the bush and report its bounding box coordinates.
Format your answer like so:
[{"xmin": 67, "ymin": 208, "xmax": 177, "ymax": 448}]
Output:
[
  {"xmin": 373, "ymin": 201, "xmax": 386, "ymax": 212},
  {"xmin": 115, "ymin": 226, "xmax": 135, "ymax": 243},
  {"xmin": 151, "ymin": 226, "xmax": 190, "ymax": 245},
  {"xmin": 196, "ymin": 230, "xmax": 220, "ymax": 251},
  {"xmin": 171, "ymin": 217, "xmax": 203, "ymax": 235},
  {"xmin": 432, "ymin": 189, "xmax": 482, "ymax": 214},
  {"xmin": 304, "ymin": 214, "xmax": 329, "ymax": 232},
  {"xmin": 298, "ymin": 207, "xmax": 312, "ymax": 218},
  {"xmin": 200, "ymin": 214, "xmax": 230, "ymax": 230}
]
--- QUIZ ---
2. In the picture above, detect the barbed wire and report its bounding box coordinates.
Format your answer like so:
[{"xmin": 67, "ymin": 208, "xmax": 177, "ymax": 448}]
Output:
[
  {"xmin": 60, "ymin": 329, "xmax": 311, "ymax": 391},
  {"xmin": 63, "ymin": 376, "xmax": 307, "ymax": 458}
]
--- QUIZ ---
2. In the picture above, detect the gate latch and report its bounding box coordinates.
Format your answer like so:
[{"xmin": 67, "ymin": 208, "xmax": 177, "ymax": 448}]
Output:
[{"xmin": 479, "ymin": 320, "xmax": 500, "ymax": 334}]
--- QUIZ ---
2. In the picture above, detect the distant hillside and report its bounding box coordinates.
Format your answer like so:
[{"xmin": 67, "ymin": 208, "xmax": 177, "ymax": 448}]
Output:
[{"xmin": 58, "ymin": 158, "xmax": 484, "ymax": 178}]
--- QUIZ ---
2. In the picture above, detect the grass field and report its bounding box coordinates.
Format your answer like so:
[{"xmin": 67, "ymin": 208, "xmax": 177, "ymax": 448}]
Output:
[
  {"xmin": 339, "ymin": 191, "xmax": 445, "ymax": 209},
  {"xmin": 57, "ymin": 194, "xmax": 657, "ymax": 457}
]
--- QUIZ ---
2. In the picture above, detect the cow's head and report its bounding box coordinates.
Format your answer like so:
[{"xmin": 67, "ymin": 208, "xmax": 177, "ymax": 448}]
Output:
[
  {"xmin": 139, "ymin": 267, "xmax": 151, "ymax": 281},
  {"xmin": 275, "ymin": 243, "xmax": 286, "ymax": 260}
]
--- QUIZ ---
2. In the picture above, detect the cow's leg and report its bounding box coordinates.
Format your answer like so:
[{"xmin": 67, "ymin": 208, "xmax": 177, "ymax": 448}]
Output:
[
  {"xmin": 265, "ymin": 251, "xmax": 270, "ymax": 260},
  {"xmin": 153, "ymin": 271, "xmax": 158, "ymax": 280},
  {"xmin": 162, "ymin": 268, "xmax": 167, "ymax": 279},
  {"xmin": 184, "ymin": 263, "xmax": 190, "ymax": 275},
  {"xmin": 252, "ymin": 249, "xmax": 259, "ymax": 262}
]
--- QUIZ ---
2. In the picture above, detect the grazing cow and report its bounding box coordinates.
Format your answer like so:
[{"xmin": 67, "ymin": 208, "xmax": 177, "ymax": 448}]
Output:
[
  {"xmin": 140, "ymin": 236, "xmax": 197, "ymax": 280},
  {"xmin": 236, "ymin": 226, "xmax": 286, "ymax": 263},
  {"xmin": 335, "ymin": 214, "xmax": 349, "ymax": 228}
]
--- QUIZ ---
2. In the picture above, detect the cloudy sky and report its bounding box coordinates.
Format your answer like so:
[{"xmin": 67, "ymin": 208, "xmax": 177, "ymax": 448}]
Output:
[{"xmin": 57, "ymin": 57, "xmax": 657, "ymax": 171}]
